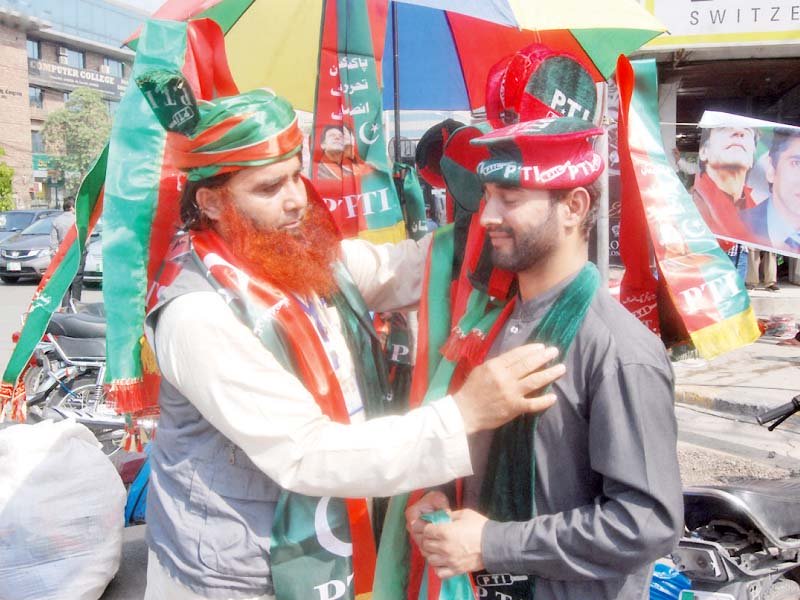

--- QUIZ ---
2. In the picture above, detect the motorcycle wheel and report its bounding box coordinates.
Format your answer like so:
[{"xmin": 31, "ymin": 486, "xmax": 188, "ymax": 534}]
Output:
[
  {"xmin": 765, "ymin": 578, "xmax": 800, "ymax": 599},
  {"xmin": 46, "ymin": 374, "xmax": 123, "ymax": 456}
]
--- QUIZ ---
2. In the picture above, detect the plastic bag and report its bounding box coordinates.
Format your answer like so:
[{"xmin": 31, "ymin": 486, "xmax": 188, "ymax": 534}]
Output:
[{"xmin": 0, "ymin": 419, "xmax": 126, "ymax": 600}]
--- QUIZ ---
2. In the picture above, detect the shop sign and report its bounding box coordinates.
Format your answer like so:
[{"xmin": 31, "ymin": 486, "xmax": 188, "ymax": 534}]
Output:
[
  {"xmin": 0, "ymin": 88, "xmax": 23, "ymax": 101},
  {"xmin": 32, "ymin": 153, "xmax": 53, "ymax": 171},
  {"xmin": 28, "ymin": 59, "xmax": 128, "ymax": 99},
  {"xmin": 643, "ymin": 0, "xmax": 800, "ymax": 48}
]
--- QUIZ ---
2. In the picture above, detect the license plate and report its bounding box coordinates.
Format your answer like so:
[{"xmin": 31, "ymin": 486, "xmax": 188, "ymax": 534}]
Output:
[
  {"xmin": 679, "ymin": 592, "xmax": 735, "ymax": 600},
  {"xmin": 7, "ymin": 261, "xmax": 21, "ymax": 271}
]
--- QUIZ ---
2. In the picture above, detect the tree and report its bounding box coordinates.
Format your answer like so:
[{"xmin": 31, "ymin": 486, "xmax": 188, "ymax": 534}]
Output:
[
  {"xmin": 0, "ymin": 147, "xmax": 14, "ymax": 211},
  {"xmin": 43, "ymin": 87, "xmax": 111, "ymax": 196}
]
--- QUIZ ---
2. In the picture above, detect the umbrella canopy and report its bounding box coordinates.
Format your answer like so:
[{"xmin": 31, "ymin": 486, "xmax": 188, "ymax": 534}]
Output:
[{"xmin": 127, "ymin": 0, "xmax": 665, "ymax": 111}]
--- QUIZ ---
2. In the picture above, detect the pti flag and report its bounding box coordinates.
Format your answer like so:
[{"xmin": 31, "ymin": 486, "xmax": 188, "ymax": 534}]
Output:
[
  {"xmin": 617, "ymin": 57, "xmax": 759, "ymax": 359},
  {"xmin": 311, "ymin": 0, "xmax": 406, "ymax": 243},
  {"xmin": 691, "ymin": 111, "xmax": 800, "ymax": 258}
]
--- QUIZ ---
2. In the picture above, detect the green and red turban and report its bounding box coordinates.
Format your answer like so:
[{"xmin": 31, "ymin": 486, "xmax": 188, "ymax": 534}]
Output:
[{"xmin": 138, "ymin": 71, "xmax": 303, "ymax": 181}]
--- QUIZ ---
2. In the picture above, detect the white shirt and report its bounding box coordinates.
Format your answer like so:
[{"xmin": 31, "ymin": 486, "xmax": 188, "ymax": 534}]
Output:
[{"xmin": 152, "ymin": 236, "xmax": 473, "ymax": 498}]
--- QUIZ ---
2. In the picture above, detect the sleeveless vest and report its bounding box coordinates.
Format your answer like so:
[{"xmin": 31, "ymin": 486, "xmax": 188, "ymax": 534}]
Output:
[{"xmin": 144, "ymin": 253, "xmax": 280, "ymax": 599}]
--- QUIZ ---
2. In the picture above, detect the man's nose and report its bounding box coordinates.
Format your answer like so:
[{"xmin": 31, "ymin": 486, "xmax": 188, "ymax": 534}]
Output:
[
  {"xmin": 480, "ymin": 197, "xmax": 502, "ymax": 228},
  {"xmin": 283, "ymin": 179, "xmax": 308, "ymax": 212}
]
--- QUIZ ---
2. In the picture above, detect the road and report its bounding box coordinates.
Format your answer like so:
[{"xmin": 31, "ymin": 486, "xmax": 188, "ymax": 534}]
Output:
[{"xmin": 0, "ymin": 280, "xmax": 102, "ymax": 366}]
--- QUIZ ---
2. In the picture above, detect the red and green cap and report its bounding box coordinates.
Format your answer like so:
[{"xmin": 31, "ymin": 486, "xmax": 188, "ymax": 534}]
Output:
[
  {"xmin": 472, "ymin": 116, "xmax": 604, "ymax": 190},
  {"xmin": 137, "ymin": 70, "xmax": 303, "ymax": 181},
  {"xmin": 485, "ymin": 43, "xmax": 599, "ymax": 128}
]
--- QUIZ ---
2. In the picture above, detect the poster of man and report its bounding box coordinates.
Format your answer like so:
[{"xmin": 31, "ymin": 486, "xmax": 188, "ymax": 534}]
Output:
[{"xmin": 692, "ymin": 111, "xmax": 800, "ymax": 258}]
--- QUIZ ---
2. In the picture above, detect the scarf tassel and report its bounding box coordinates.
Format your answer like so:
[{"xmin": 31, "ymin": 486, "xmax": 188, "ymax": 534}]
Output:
[
  {"xmin": 461, "ymin": 329, "xmax": 488, "ymax": 368},
  {"xmin": 108, "ymin": 379, "xmax": 149, "ymax": 414},
  {"xmin": 440, "ymin": 327, "xmax": 464, "ymax": 362},
  {"xmin": 0, "ymin": 380, "xmax": 27, "ymax": 423}
]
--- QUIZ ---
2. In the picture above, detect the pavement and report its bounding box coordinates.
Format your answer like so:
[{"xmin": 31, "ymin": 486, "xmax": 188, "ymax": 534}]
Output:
[{"xmin": 672, "ymin": 280, "xmax": 800, "ymax": 470}]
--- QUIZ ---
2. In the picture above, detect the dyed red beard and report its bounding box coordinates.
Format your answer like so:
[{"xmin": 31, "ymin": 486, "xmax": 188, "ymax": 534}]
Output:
[{"xmin": 216, "ymin": 200, "xmax": 340, "ymax": 297}]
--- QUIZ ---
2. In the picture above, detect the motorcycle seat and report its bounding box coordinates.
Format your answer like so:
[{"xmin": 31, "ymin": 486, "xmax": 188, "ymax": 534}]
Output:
[
  {"xmin": 53, "ymin": 335, "xmax": 106, "ymax": 360},
  {"xmin": 685, "ymin": 479, "xmax": 800, "ymax": 545},
  {"xmin": 47, "ymin": 312, "xmax": 106, "ymax": 338}
]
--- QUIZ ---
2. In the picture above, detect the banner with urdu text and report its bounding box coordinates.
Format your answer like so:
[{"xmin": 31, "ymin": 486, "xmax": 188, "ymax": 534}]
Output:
[
  {"xmin": 617, "ymin": 56, "xmax": 759, "ymax": 358},
  {"xmin": 311, "ymin": 0, "xmax": 406, "ymax": 243}
]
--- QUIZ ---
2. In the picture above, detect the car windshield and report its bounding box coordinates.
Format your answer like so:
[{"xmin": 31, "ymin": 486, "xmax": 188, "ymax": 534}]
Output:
[
  {"xmin": 19, "ymin": 216, "xmax": 56, "ymax": 236},
  {"xmin": 0, "ymin": 212, "xmax": 34, "ymax": 232}
]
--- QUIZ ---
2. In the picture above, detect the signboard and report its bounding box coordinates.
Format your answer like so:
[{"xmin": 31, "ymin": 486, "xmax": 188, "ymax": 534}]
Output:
[
  {"xmin": 643, "ymin": 0, "xmax": 800, "ymax": 48},
  {"xmin": 32, "ymin": 153, "xmax": 53, "ymax": 171},
  {"xmin": 28, "ymin": 59, "xmax": 128, "ymax": 100}
]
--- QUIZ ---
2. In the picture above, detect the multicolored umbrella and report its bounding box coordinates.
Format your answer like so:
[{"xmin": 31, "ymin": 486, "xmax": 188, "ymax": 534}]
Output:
[{"xmin": 127, "ymin": 0, "xmax": 666, "ymax": 112}]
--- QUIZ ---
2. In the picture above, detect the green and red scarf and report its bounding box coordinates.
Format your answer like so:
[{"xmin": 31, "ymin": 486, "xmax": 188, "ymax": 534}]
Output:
[
  {"xmin": 616, "ymin": 56, "xmax": 759, "ymax": 358},
  {"xmin": 0, "ymin": 147, "xmax": 106, "ymax": 420},
  {"xmin": 373, "ymin": 226, "xmax": 599, "ymax": 600},
  {"xmin": 149, "ymin": 226, "xmax": 389, "ymax": 600}
]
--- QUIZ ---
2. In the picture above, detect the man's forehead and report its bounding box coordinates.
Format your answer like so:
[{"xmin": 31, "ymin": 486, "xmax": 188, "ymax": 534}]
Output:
[
  {"xmin": 231, "ymin": 155, "xmax": 302, "ymax": 183},
  {"xmin": 711, "ymin": 127, "xmax": 755, "ymax": 139}
]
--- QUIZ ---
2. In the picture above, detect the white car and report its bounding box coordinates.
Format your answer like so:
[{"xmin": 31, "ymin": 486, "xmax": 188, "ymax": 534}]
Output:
[{"xmin": 83, "ymin": 226, "xmax": 102, "ymax": 286}]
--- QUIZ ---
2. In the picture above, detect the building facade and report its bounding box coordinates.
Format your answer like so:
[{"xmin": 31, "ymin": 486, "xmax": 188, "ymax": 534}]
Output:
[{"xmin": 0, "ymin": 0, "xmax": 145, "ymax": 208}]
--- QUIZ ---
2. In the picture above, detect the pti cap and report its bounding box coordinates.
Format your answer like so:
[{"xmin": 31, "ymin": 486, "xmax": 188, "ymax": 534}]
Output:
[
  {"xmin": 485, "ymin": 43, "xmax": 598, "ymax": 128},
  {"xmin": 472, "ymin": 116, "xmax": 604, "ymax": 190}
]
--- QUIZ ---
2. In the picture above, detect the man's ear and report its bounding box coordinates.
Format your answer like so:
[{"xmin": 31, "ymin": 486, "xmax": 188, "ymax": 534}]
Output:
[
  {"xmin": 560, "ymin": 187, "xmax": 591, "ymax": 229},
  {"xmin": 195, "ymin": 186, "xmax": 225, "ymax": 222},
  {"xmin": 766, "ymin": 161, "xmax": 776, "ymax": 186}
]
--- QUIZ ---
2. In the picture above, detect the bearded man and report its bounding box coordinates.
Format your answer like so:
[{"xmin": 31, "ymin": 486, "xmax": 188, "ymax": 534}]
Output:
[
  {"xmin": 406, "ymin": 118, "xmax": 683, "ymax": 600},
  {"xmin": 140, "ymin": 88, "xmax": 564, "ymax": 600}
]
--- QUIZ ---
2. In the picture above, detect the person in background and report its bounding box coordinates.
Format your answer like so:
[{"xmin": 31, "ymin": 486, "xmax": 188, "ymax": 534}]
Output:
[
  {"xmin": 49, "ymin": 196, "xmax": 75, "ymax": 255},
  {"xmin": 50, "ymin": 196, "xmax": 83, "ymax": 306}
]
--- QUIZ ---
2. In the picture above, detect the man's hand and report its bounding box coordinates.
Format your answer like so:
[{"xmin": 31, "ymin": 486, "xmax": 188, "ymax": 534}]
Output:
[
  {"xmin": 454, "ymin": 343, "xmax": 564, "ymax": 434},
  {"xmin": 405, "ymin": 490, "xmax": 450, "ymax": 549},
  {"xmin": 421, "ymin": 509, "xmax": 489, "ymax": 579}
]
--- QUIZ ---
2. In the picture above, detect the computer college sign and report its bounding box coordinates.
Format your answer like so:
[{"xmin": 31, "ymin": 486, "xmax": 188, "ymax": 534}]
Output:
[
  {"xmin": 28, "ymin": 59, "xmax": 128, "ymax": 100},
  {"xmin": 644, "ymin": 0, "xmax": 800, "ymax": 48}
]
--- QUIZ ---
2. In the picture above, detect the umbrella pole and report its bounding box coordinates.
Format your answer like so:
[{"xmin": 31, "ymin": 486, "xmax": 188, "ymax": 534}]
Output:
[
  {"xmin": 596, "ymin": 82, "xmax": 610, "ymax": 286},
  {"xmin": 392, "ymin": 1, "xmax": 401, "ymax": 164}
]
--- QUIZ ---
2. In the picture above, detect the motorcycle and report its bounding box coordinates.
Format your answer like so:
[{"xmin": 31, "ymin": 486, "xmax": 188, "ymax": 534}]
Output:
[
  {"xmin": 24, "ymin": 303, "xmax": 125, "ymax": 453},
  {"xmin": 667, "ymin": 396, "xmax": 800, "ymax": 600}
]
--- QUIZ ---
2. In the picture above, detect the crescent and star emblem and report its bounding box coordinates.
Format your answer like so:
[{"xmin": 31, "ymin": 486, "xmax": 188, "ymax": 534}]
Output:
[
  {"xmin": 358, "ymin": 121, "xmax": 380, "ymax": 145},
  {"xmin": 314, "ymin": 496, "xmax": 353, "ymax": 557}
]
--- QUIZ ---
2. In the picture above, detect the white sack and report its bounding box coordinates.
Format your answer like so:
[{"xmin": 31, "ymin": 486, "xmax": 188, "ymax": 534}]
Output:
[{"xmin": 0, "ymin": 419, "xmax": 126, "ymax": 600}]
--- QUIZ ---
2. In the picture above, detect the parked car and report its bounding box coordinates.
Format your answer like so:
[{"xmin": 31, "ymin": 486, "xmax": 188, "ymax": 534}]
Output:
[
  {"xmin": 83, "ymin": 221, "xmax": 102, "ymax": 286},
  {"xmin": 0, "ymin": 209, "xmax": 60, "ymax": 244},
  {"xmin": 0, "ymin": 213, "xmax": 60, "ymax": 283}
]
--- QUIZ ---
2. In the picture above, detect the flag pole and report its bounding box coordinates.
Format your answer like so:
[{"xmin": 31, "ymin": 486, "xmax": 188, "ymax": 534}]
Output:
[{"xmin": 392, "ymin": 1, "xmax": 401, "ymax": 163}]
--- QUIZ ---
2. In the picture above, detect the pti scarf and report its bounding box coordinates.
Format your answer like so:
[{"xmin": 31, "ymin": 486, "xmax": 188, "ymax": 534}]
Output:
[
  {"xmin": 373, "ymin": 226, "xmax": 599, "ymax": 600},
  {"xmin": 616, "ymin": 56, "xmax": 759, "ymax": 358},
  {"xmin": 0, "ymin": 148, "xmax": 106, "ymax": 421},
  {"xmin": 168, "ymin": 228, "xmax": 389, "ymax": 600}
]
